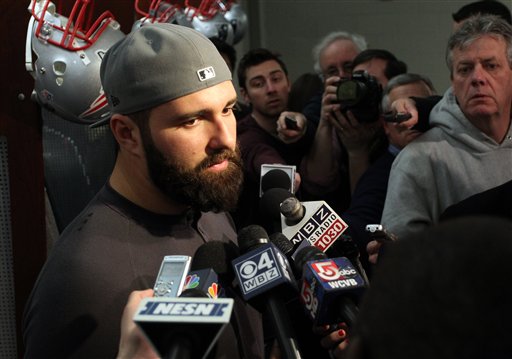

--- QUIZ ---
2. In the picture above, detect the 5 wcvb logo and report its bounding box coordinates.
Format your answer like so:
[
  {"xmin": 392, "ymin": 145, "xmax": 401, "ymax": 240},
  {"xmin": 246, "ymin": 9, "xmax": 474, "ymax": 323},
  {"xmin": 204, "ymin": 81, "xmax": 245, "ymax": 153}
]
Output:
[{"xmin": 311, "ymin": 260, "xmax": 357, "ymax": 282}]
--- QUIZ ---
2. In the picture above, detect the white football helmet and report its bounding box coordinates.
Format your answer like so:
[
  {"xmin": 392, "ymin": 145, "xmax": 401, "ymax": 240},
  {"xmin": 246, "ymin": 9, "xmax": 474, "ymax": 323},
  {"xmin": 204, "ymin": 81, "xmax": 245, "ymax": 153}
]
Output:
[
  {"xmin": 191, "ymin": 11, "xmax": 235, "ymax": 45},
  {"xmin": 133, "ymin": 0, "xmax": 192, "ymax": 30},
  {"xmin": 223, "ymin": 3, "xmax": 247, "ymax": 45},
  {"xmin": 25, "ymin": 0, "xmax": 125, "ymax": 125},
  {"xmin": 133, "ymin": 0, "xmax": 247, "ymax": 45}
]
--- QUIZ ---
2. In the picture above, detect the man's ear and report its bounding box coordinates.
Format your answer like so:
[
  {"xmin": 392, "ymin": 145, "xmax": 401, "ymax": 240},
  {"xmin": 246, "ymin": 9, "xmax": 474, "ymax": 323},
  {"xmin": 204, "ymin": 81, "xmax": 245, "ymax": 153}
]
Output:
[
  {"xmin": 240, "ymin": 87, "xmax": 250, "ymax": 104},
  {"xmin": 110, "ymin": 114, "xmax": 144, "ymax": 157},
  {"xmin": 381, "ymin": 118, "xmax": 392, "ymax": 136}
]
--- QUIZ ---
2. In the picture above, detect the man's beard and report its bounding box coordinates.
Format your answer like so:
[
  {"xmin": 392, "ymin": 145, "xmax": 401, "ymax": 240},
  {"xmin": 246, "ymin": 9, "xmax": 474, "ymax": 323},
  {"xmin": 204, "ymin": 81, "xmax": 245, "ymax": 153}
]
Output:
[{"xmin": 142, "ymin": 135, "xmax": 243, "ymax": 213}]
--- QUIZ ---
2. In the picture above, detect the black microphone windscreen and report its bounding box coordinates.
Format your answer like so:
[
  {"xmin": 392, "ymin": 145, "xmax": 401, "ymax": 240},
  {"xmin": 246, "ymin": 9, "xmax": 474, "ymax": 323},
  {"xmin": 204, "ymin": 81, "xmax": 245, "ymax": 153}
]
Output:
[
  {"xmin": 294, "ymin": 246, "xmax": 327, "ymax": 277},
  {"xmin": 180, "ymin": 288, "xmax": 210, "ymax": 298},
  {"xmin": 192, "ymin": 241, "xmax": 240, "ymax": 282},
  {"xmin": 238, "ymin": 225, "xmax": 269, "ymax": 254},
  {"xmin": 261, "ymin": 169, "xmax": 291, "ymax": 193},
  {"xmin": 259, "ymin": 188, "xmax": 293, "ymax": 221},
  {"xmin": 269, "ymin": 232, "xmax": 294, "ymax": 257}
]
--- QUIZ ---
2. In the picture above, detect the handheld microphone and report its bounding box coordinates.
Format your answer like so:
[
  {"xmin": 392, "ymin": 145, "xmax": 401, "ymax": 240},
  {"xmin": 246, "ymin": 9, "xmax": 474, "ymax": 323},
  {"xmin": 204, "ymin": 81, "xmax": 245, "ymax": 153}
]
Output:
[
  {"xmin": 327, "ymin": 233, "xmax": 370, "ymax": 285},
  {"xmin": 136, "ymin": 242, "xmax": 240, "ymax": 359},
  {"xmin": 269, "ymin": 232, "xmax": 294, "ymax": 258},
  {"xmin": 134, "ymin": 296, "xmax": 234, "ymax": 359},
  {"xmin": 259, "ymin": 187, "xmax": 294, "ymax": 234},
  {"xmin": 259, "ymin": 165, "xmax": 296, "ymax": 197},
  {"xmin": 269, "ymin": 231, "xmax": 300, "ymax": 279},
  {"xmin": 232, "ymin": 225, "xmax": 302, "ymax": 359},
  {"xmin": 280, "ymin": 197, "xmax": 349, "ymax": 254},
  {"xmin": 182, "ymin": 241, "xmax": 240, "ymax": 299},
  {"xmin": 294, "ymin": 246, "xmax": 365, "ymax": 326}
]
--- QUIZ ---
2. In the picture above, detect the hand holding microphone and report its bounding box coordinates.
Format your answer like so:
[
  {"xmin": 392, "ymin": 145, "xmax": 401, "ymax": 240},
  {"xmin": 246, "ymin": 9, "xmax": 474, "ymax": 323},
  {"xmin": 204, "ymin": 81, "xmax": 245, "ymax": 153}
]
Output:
[
  {"xmin": 117, "ymin": 289, "xmax": 158, "ymax": 359},
  {"xmin": 294, "ymin": 246, "xmax": 365, "ymax": 327},
  {"xmin": 132, "ymin": 242, "xmax": 239, "ymax": 359},
  {"xmin": 232, "ymin": 225, "xmax": 302, "ymax": 359}
]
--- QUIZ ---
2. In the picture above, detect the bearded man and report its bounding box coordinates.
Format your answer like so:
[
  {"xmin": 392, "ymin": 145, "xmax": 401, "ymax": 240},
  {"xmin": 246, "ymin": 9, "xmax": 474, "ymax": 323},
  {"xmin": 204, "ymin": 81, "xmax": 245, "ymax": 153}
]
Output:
[{"xmin": 22, "ymin": 24, "xmax": 263, "ymax": 359}]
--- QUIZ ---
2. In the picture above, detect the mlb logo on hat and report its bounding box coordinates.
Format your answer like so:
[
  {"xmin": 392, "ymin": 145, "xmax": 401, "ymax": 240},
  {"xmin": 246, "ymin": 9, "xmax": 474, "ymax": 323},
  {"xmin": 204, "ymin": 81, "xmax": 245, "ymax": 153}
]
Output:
[{"xmin": 197, "ymin": 66, "xmax": 216, "ymax": 81}]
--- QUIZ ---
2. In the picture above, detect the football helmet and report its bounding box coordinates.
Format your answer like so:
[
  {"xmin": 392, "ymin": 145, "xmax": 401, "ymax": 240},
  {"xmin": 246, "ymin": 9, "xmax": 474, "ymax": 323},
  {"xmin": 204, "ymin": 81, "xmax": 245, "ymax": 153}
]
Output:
[
  {"xmin": 223, "ymin": 3, "xmax": 247, "ymax": 45},
  {"xmin": 134, "ymin": 0, "xmax": 247, "ymax": 45},
  {"xmin": 25, "ymin": 0, "xmax": 125, "ymax": 125},
  {"xmin": 191, "ymin": 11, "xmax": 235, "ymax": 45},
  {"xmin": 133, "ymin": 0, "xmax": 192, "ymax": 30}
]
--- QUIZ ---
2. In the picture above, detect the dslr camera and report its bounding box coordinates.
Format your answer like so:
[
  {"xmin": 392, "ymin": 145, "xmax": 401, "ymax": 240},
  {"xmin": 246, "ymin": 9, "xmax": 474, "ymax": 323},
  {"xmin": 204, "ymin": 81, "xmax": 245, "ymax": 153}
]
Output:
[{"xmin": 335, "ymin": 70, "xmax": 382, "ymax": 123}]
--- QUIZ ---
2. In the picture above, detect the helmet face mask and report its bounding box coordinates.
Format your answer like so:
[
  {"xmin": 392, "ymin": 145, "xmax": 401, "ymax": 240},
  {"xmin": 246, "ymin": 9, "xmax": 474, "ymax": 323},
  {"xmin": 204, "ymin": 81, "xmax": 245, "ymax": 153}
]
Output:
[
  {"xmin": 223, "ymin": 3, "xmax": 247, "ymax": 45},
  {"xmin": 26, "ymin": 0, "xmax": 125, "ymax": 125},
  {"xmin": 191, "ymin": 11, "xmax": 235, "ymax": 45},
  {"xmin": 134, "ymin": 0, "xmax": 247, "ymax": 45}
]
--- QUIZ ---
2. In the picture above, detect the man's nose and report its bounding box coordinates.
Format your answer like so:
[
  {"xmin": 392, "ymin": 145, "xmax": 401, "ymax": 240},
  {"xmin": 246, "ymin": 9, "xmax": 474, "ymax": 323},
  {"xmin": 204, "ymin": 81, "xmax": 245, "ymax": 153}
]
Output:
[
  {"xmin": 471, "ymin": 65, "xmax": 486, "ymax": 86},
  {"xmin": 266, "ymin": 79, "xmax": 277, "ymax": 93},
  {"xmin": 208, "ymin": 116, "xmax": 236, "ymax": 151}
]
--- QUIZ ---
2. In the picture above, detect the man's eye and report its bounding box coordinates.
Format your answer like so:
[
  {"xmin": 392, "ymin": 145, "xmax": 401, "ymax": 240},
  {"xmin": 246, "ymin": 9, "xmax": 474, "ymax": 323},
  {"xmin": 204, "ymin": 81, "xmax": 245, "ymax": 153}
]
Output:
[
  {"xmin": 457, "ymin": 66, "xmax": 470, "ymax": 75},
  {"xmin": 485, "ymin": 63, "xmax": 498, "ymax": 70},
  {"xmin": 182, "ymin": 118, "xmax": 199, "ymax": 127},
  {"xmin": 271, "ymin": 75, "xmax": 284, "ymax": 83},
  {"xmin": 222, "ymin": 106, "xmax": 234, "ymax": 115},
  {"xmin": 326, "ymin": 69, "xmax": 338, "ymax": 78}
]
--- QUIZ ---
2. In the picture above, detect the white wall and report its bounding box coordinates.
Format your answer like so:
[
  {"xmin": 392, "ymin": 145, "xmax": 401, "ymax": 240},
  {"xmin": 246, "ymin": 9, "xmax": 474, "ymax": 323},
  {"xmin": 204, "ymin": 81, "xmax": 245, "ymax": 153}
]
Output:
[{"xmin": 237, "ymin": 0, "xmax": 512, "ymax": 93}]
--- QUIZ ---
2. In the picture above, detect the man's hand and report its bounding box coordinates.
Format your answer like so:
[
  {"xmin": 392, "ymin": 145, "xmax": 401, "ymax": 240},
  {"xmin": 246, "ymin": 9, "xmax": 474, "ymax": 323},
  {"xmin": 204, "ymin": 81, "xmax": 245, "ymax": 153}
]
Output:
[
  {"xmin": 320, "ymin": 76, "xmax": 342, "ymax": 123},
  {"xmin": 386, "ymin": 97, "xmax": 419, "ymax": 131},
  {"xmin": 276, "ymin": 111, "xmax": 308, "ymax": 144},
  {"xmin": 329, "ymin": 109, "xmax": 381, "ymax": 153},
  {"xmin": 367, "ymin": 240, "xmax": 383, "ymax": 265},
  {"xmin": 117, "ymin": 289, "xmax": 159, "ymax": 359}
]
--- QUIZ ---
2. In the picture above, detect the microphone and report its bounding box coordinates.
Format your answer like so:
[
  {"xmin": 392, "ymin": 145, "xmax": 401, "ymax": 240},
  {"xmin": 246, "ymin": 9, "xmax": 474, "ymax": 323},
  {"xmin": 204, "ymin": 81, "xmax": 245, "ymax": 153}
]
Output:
[
  {"xmin": 269, "ymin": 232, "xmax": 294, "ymax": 258},
  {"xmin": 259, "ymin": 187, "xmax": 294, "ymax": 234},
  {"xmin": 294, "ymin": 246, "xmax": 365, "ymax": 327},
  {"xmin": 134, "ymin": 296, "xmax": 234, "ymax": 359},
  {"xmin": 259, "ymin": 165, "xmax": 296, "ymax": 197},
  {"xmin": 269, "ymin": 231, "xmax": 300, "ymax": 279},
  {"xmin": 182, "ymin": 241, "xmax": 240, "ymax": 299},
  {"xmin": 135, "ymin": 242, "xmax": 240, "ymax": 359},
  {"xmin": 232, "ymin": 225, "xmax": 302, "ymax": 359},
  {"xmin": 270, "ymin": 194, "xmax": 370, "ymax": 286},
  {"xmin": 327, "ymin": 233, "xmax": 370, "ymax": 285},
  {"xmin": 269, "ymin": 232, "xmax": 339, "ymax": 358},
  {"xmin": 279, "ymin": 196, "xmax": 349, "ymax": 254}
]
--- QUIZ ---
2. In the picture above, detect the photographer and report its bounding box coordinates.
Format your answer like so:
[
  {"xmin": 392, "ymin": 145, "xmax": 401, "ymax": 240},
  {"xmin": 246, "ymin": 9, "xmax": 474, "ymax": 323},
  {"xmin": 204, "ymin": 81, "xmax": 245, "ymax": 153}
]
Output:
[{"xmin": 301, "ymin": 49, "xmax": 406, "ymax": 211}]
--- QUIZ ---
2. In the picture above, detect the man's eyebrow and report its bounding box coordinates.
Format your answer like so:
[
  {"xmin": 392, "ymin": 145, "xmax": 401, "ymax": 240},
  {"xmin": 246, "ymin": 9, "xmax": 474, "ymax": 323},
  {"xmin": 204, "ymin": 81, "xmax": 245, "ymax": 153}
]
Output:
[
  {"xmin": 249, "ymin": 75, "xmax": 265, "ymax": 82},
  {"xmin": 226, "ymin": 97, "xmax": 238, "ymax": 107},
  {"xmin": 248, "ymin": 69, "xmax": 285, "ymax": 82},
  {"xmin": 269, "ymin": 69, "xmax": 285, "ymax": 75},
  {"xmin": 481, "ymin": 56, "xmax": 499, "ymax": 63},
  {"xmin": 172, "ymin": 97, "xmax": 238, "ymax": 123},
  {"xmin": 173, "ymin": 110, "xmax": 206, "ymax": 123},
  {"xmin": 455, "ymin": 59, "xmax": 474, "ymax": 66}
]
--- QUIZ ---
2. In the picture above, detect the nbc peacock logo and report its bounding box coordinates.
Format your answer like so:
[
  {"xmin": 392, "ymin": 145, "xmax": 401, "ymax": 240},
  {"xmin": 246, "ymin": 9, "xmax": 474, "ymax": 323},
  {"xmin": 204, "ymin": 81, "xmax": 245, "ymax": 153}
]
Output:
[
  {"xmin": 184, "ymin": 274, "xmax": 200, "ymax": 289},
  {"xmin": 208, "ymin": 283, "xmax": 218, "ymax": 299}
]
